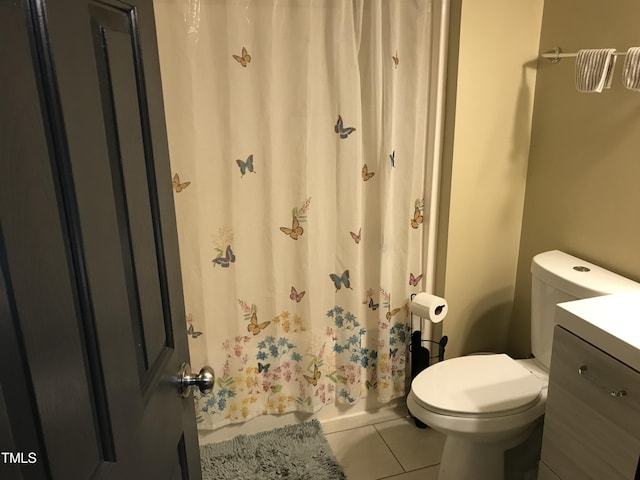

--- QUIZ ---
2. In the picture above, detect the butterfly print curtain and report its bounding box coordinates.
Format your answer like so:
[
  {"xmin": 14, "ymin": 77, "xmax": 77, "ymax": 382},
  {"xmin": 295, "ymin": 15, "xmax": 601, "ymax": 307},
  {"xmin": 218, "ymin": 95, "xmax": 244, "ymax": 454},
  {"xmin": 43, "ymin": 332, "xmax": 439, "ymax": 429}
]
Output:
[{"xmin": 155, "ymin": 0, "xmax": 434, "ymax": 430}]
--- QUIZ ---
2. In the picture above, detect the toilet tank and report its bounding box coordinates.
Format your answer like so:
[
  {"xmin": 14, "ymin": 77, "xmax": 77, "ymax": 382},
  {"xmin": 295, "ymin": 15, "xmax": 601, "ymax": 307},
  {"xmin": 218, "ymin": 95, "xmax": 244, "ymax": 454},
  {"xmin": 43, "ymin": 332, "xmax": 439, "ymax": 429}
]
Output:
[{"xmin": 530, "ymin": 250, "xmax": 640, "ymax": 369}]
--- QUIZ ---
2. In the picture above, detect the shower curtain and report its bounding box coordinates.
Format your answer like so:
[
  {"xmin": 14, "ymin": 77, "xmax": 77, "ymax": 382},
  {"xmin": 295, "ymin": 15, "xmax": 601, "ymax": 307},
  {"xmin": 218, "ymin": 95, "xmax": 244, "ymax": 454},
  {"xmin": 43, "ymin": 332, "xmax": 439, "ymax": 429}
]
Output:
[{"xmin": 155, "ymin": 0, "xmax": 434, "ymax": 430}]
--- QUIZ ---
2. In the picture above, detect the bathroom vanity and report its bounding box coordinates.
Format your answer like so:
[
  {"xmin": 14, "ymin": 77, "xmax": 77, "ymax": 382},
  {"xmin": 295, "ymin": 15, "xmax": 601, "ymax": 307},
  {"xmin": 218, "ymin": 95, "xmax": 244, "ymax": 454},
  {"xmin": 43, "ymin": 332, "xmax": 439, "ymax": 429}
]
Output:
[{"xmin": 538, "ymin": 292, "xmax": 640, "ymax": 480}]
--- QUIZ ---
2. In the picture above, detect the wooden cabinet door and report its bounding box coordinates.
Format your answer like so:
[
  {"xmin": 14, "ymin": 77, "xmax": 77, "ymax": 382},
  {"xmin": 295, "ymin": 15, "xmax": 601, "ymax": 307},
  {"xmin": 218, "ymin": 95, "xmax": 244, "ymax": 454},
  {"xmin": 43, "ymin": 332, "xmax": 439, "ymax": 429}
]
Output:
[
  {"xmin": 0, "ymin": 1, "xmax": 202, "ymax": 478},
  {"xmin": 540, "ymin": 327, "xmax": 640, "ymax": 479}
]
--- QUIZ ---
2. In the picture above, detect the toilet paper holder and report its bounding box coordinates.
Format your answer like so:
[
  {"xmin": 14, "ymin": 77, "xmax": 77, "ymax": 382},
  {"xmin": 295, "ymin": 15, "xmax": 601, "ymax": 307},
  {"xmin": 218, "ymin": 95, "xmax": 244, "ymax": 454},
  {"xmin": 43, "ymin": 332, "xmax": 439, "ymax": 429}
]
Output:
[
  {"xmin": 409, "ymin": 292, "xmax": 448, "ymax": 366},
  {"xmin": 409, "ymin": 293, "xmax": 448, "ymax": 429}
]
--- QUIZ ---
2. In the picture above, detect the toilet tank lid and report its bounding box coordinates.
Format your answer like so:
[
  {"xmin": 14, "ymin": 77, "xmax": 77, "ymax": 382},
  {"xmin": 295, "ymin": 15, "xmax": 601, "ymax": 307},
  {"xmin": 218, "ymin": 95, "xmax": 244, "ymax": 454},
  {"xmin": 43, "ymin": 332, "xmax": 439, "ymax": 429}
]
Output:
[{"xmin": 531, "ymin": 250, "xmax": 640, "ymax": 298}]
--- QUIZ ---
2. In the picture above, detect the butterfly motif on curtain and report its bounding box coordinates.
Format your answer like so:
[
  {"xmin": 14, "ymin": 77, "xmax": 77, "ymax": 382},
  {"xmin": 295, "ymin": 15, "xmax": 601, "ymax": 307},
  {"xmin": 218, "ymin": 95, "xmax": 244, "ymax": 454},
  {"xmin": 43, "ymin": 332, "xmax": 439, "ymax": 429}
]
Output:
[
  {"xmin": 368, "ymin": 297, "xmax": 379, "ymax": 311},
  {"xmin": 303, "ymin": 363, "xmax": 321, "ymax": 386},
  {"xmin": 334, "ymin": 115, "xmax": 356, "ymax": 139},
  {"xmin": 361, "ymin": 164, "xmax": 375, "ymax": 181},
  {"xmin": 247, "ymin": 310, "xmax": 270, "ymax": 335},
  {"xmin": 187, "ymin": 324, "xmax": 203, "ymax": 338},
  {"xmin": 172, "ymin": 173, "xmax": 191, "ymax": 193},
  {"xmin": 236, "ymin": 154, "xmax": 255, "ymax": 177},
  {"xmin": 232, "ymin": 46, "xmax": 251, "ymax": 67},
  {"xmin": 411, "ymin": 206, "xmax": 424, "ymax": 229},
  {"xmin": 212, "ymin": 245, "xmax": 236, "ymax": 267},
  {"xmin": 386, "ymin": 307, "xmax": 401, "ymax": 320},
  {"xmin": 350, "ymin": 228, "xmax": 361, "ymax": 244},
  {"xmin": 280, "ymin": 216, "xmax": 304, "ymax": 240},
  {"xmin": 393, "ymin": 52, "xmax": 399, "ymax": 69},
  {"xmin": 409, "ymin": 273, "xmax": 424, "ymax": 287},
  {"xmin": 329, "ymin": 270, "xmax": 352, "ymax": 291},
  {"xmin": 258, "ymin": 362, "xmax": 271, "ymax": 373},
  {"xmin": 290, "ymin": 286, "xmax": 305, "ymax": 303},
  {"xmin": 389, "ymin": 150, "xmax": 396, "ymax": 168}
]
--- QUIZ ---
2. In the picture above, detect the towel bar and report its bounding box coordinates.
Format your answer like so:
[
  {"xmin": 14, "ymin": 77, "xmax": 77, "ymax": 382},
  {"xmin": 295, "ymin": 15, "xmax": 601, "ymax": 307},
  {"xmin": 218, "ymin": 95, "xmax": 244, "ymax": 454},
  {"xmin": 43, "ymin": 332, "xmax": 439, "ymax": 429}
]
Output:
[{"xmin": 541, "ymin": 46, "xmax": 628, "ymax": 63}]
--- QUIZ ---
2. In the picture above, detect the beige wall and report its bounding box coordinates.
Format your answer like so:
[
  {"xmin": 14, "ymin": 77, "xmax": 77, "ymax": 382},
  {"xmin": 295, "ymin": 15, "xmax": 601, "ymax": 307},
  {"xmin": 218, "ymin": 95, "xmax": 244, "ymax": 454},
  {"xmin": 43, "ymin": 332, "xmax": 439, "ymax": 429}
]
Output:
[
  {"xmin": 437, "ymin": 0, "xmax": 544, "ymax": 357},
  {"xmin": 509, "ymin": 0, "xmax": 640, "ymax": 357}
]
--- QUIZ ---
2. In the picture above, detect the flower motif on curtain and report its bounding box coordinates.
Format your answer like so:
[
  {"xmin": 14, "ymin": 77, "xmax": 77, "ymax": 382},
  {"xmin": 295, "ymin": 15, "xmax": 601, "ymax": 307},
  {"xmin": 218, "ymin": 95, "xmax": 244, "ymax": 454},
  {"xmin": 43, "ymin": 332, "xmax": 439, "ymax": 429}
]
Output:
[
  {"xmin": 271, "ymin": 310, "xmax": 305, "ymax": 333},
  {"xmin": 327, "ymin": 306, "xmax": 374, "ymax": 403}
]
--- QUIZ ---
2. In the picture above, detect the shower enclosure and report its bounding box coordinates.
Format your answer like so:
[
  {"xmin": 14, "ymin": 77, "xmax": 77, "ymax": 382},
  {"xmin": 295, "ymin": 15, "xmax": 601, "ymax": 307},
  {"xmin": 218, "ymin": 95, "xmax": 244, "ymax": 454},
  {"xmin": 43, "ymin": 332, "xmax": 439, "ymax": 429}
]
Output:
[{"xmin": 154, "ymin": 0, "xmax": 448, "ymax": 433}]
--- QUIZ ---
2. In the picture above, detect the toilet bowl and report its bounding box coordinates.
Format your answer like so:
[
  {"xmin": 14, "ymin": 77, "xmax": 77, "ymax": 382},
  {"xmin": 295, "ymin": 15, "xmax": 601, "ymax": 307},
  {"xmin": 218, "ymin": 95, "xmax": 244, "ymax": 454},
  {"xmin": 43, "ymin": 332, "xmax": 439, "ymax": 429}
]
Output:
[
  {"xmin": 407, "ymin": 250, "xmax": 640, "ymax": 480},
  {"xmin": 407, "ymin": 355, "xmax": 548, "ymax": 480}
]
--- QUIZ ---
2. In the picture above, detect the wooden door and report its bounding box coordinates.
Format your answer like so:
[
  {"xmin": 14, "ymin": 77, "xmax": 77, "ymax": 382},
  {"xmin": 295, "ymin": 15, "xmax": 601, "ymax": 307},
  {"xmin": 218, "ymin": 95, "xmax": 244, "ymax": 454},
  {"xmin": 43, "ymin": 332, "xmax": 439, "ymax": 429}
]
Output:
[{"xmin": 0, "ymin": 0, "xmax": 202, "ymax": 478}]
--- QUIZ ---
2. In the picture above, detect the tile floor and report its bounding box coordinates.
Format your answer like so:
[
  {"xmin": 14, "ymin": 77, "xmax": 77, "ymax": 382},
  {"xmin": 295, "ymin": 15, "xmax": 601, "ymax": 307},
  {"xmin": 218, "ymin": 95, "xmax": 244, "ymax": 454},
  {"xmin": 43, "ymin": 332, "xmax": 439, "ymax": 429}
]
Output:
[{"xmin": 325, "ymin": 416, "xmax": 445, "ymax": 480}]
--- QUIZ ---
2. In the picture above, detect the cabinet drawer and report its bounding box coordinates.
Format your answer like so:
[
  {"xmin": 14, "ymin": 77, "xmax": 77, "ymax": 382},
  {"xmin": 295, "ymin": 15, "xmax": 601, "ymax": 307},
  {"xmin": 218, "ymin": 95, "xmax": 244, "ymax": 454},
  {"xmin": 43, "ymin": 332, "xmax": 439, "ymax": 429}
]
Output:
[{"xmin": 540, "ymin": 326, "xmax": 640, "ymax": 479}]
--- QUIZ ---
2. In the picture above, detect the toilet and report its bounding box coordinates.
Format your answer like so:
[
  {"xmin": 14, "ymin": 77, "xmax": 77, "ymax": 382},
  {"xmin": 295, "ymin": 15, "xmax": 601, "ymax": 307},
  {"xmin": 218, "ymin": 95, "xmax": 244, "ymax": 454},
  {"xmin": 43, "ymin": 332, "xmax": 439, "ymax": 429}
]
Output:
[{"xmin": 407, "ymin": 250, "xmax": 640, "ymax": 480}]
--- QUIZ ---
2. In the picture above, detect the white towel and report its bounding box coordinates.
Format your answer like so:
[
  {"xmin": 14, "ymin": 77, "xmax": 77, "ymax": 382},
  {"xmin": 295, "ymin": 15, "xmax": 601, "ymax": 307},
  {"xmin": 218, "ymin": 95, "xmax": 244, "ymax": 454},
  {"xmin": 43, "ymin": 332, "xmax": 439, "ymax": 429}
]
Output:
[
  {"xmin": 622, "ymin": 47, "xmax": 640, "ymax": 91},
  {"xmin": 575, "ymin": 48, "xmax": 617, "ymax": 93}
]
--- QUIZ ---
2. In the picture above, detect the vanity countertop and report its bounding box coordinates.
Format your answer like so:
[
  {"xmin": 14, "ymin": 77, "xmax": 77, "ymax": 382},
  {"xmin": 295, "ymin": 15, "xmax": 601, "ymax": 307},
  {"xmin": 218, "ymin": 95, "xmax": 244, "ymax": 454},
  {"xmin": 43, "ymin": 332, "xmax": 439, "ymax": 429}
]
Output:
[{"xmin": 556, "ymin": 291, "xmax": 640, "ymax": 373}]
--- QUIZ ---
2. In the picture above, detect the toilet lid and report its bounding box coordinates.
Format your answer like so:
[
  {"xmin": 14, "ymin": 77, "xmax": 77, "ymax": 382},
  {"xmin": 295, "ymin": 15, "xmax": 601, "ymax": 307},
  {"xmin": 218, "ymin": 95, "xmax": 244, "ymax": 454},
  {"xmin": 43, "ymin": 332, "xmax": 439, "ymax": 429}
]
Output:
[{"xmin": 411, "ymin": 354, "xmax": 544, "ymax": 415}]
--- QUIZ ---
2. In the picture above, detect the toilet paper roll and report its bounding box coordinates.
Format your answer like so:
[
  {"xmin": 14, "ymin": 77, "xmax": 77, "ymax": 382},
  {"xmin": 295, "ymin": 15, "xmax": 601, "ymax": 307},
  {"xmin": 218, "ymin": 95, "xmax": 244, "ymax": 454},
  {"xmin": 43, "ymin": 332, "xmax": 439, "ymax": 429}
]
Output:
[{"xmin": 410, "ymin": 292, "xmax": 448, "ymax": 323}]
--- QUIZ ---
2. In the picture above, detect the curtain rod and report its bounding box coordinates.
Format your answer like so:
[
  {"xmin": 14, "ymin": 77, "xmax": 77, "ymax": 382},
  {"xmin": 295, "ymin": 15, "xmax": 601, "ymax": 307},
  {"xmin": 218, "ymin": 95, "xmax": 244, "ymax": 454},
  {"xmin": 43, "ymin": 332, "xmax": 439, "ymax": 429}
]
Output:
[{"xmin": 541, "ymin": 47, "xmax": 628, "ymax": 63}]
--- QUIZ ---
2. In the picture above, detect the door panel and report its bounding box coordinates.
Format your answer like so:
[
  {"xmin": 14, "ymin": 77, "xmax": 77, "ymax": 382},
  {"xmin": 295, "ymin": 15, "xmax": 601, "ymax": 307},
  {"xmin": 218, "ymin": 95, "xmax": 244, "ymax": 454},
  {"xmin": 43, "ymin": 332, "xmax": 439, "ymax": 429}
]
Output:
[
  {"xmin": 0, "ymin": 3, "xmax": 104, "ymax": 477},
  {"xmin": 0, "ymin": 0, "xmax": 201, "ymax": 478},
  {"xmin": 89, "ymin": 0, "xmax": 171, "ymax": 380},
  {"xmin": 0, "ymin": 229, "xmax": 49, "ymax": 480}
]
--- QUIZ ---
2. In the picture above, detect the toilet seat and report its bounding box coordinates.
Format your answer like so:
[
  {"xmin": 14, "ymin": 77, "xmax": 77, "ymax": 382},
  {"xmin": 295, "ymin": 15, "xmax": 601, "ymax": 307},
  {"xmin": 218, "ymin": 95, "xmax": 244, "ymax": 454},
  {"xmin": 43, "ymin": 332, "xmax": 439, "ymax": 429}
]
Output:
[{"xmin": 411, "ymin": 354, "xmax": 544, "ymax": 418}]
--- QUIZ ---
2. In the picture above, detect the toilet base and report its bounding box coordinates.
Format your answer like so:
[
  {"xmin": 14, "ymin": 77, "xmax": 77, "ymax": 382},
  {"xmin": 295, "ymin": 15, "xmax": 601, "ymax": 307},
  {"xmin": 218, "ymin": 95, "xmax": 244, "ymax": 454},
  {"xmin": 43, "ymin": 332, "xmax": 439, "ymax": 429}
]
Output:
[
  {"xmin": 437, "ymin": 421, "xmax": 541, "ymax": 480},
  {"xmin": 438, "ymin": 435, "xmax": 506, "ymax": 480}
]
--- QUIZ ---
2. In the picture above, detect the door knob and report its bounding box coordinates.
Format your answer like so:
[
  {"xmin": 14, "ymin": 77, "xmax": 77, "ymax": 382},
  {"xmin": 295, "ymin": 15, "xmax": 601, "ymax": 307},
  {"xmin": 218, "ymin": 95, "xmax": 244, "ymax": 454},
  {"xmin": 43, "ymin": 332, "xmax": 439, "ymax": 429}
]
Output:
[{"xmin": 177, "ymin": 363, "xmax": 215, "ymax": 398}]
